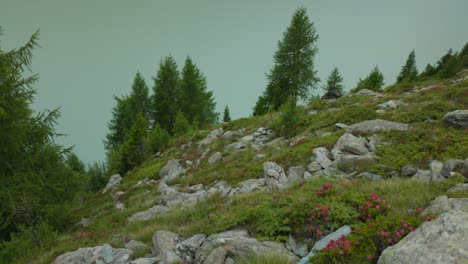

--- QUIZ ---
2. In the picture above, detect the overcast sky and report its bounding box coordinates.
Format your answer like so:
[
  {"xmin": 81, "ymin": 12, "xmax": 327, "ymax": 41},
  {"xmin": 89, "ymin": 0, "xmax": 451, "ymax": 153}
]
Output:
[{"xmin": 1, "ymin": 0, "xmax": 467, "ymax": 164}]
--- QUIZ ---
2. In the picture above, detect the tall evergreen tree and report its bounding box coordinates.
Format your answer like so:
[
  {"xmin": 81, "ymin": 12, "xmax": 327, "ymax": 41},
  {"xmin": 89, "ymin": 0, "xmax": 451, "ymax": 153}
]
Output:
[
  {"xmin": 223, "ymin": 105, "xmax": 231, "ymax": 122},
  {"xmin": 152, "ymin": 56, "xmax": 179, "ymax": 134},
  {"xmin": 396, "ymin": 50, "xmax": 418, "ymax": 83},
  {"xmin": 179, "ymin": 56, "xmax": 218, "ymax": 127},
  {"xmin": 354, "ymin": 66, "xmax": 384, "ymax": 92},
  {"xmin": 261, "ymin": 7, "xmax": 319, "ymax": 111},
  {"xmin": 324, "ymin": 67, "xmax": 344, "ymax": 92},
  {"xmin": 129, "ymin": 72, "xmax": 151, "ymax": 121},
  {"xmin": 105, "ymin": 95, "xmax": 132, "ymax": 152},
  {"xmin": 252, "ymin": 93, "xmax": 270, "ymax": 116},
  {"xmin": 118, "ymin": 113, "xmax": 148, "ymax": 172}
]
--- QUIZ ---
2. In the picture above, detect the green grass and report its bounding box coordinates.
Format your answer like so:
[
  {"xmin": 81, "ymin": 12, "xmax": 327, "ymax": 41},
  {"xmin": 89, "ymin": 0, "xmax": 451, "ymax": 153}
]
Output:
[{"xmin": 236, "ymin": 251, "xmax": 295, "ymax": 264}]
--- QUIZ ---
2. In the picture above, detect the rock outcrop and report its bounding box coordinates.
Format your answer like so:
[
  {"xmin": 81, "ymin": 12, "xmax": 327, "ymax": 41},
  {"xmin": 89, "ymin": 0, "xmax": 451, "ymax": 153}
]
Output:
[
  {"xmin": 53, "ymin": 244, "xmax": 132, "ymax": 264},
  {"xmin": 443, "ymin": 110, "xmax": 468, "ymax": 129},
  {"xmin": 345, "ymin": 119, "xmax": 409, "ymax": 134},
  {"xmin": 103, "ymin": 174, "xmax": 123, "ymax": 193}
]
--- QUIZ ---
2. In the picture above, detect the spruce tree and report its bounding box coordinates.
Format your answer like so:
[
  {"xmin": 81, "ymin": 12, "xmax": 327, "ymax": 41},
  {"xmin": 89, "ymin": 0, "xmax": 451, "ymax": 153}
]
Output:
[
  {"xmin": 129, "ymin": 72, "xmax": 151, "ymax": 121},
  {"xmin": 119, "ymin": 113, "xmax": 148, "ymax": 172},
  {"xmin": 263, "ymin": 7, "xmax": 319, "ymax": 111},
  {"xmin": 152, "ymin": 56, "xmax": 179, "ymax": 134},
  {"xmin": 105, "ymin": 95, "xmax": 132, "ymax": 151},
  {"xmin": 252, "ymin": 93, "xmax": 270, "ymax": 116},
  {"xmin": 396, "ymin": 50, "xmax": 418, "ymax": 83},
  {"xmin": 324, "ymin": 67, "xmax": 344, "ymax": 92},
  {"xmin": 223, "ymin": 105, "xmax": 231, "ymax": 122},
  {"xmin": 354, "ymin": 66, "xmax": 384, "ymax": 92}
]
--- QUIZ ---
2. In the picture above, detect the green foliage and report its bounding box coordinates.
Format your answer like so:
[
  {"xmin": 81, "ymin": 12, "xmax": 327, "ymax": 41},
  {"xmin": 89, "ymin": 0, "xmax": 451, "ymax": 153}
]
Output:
[
  {"xmin": 173, "ymin": 111, "xmax": 191, "ymax": 136},
  {"xmin": 262, "ymin": 7, "xmax": 320, "ymax": 110},
  {"xmin": 152, "ymin": 56, "xmax": 180, "ymax": 133},
  {"xmin": 275, "ymin": 100, "xmax": 302, "ymax": 138},
  {"xmin": 252, "ymin": 94, "xmax": 270, "ymax": 116},
  {"xmin": 65, "ymin": 152, "xmax": 86, "ymax": 174},
  {"xmin": 129, "ymin": 72, "xmax": 151, "ymax": 121},
  {"xmin": 324, "ymin": 67, "xmax": 344, "ymax": 92},
  {"xmin": 117, "ymin": 113, "xmax": 149, "ymax": 173},
  {"xmin": 86, "ymin": 161, "xmax": 108, "ymax": 192},
  {"xmin": 396, "ymin": 50, "xmax": 418, "ymax": 83},
  {"xmin": 223, "ymin": 105, "xmax": 231, "ymax": 122},
  {"xmin": 353, "ymin": 66, "xmax": 384, "ymax": 92},
  {"xmin": 146, "ymin": 124, "xmax": 170, "ymax": 154}
]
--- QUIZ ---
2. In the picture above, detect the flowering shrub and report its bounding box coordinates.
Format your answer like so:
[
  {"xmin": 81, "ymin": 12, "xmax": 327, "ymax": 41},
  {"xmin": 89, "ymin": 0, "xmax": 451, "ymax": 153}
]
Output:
[
  {"xmin": 358, "ymin": 193, "xmax": 391, "ymax": 221},
  {"xmin": 314, "ymin": 182, "xmax": 333, "ymax": 197}
]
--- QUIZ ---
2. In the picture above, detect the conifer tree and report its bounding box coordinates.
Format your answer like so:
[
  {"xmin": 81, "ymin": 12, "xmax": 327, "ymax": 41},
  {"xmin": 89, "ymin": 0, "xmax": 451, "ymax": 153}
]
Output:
[
  {"xmin": 129, "ymin": 72, "xmax": 151, "ymax": 121},
  {"xmin": 396, "ymin": 50, "xmax": 418, "ymax": 83},
  {"xmin": 105, "ymin": 95, "xmax": 132, "ymax": 151},
  {"xmin": 324, "ymin": 67, "xmax": 344, "ymax": 92},
  {"xmin": 354, "ymin": 66, "xmax": 384, "ymax": 92},
  {"xmin": 252, "ymin": 93, "xmax": 270, "ymax": 116},
  {"xmin": 119, "ymin": 113, "xmax": 148, "ymax": 172},
  {"xmin": 152, "ymin": 56, "xmax": 179, "ymax": 133},
  {"xmin": 262, "ymin": 7, "xmax": 319, "ymax": 111},
  {"xmin": 223, "ymin": 105, "xmax": 231, "ymax": 122}
]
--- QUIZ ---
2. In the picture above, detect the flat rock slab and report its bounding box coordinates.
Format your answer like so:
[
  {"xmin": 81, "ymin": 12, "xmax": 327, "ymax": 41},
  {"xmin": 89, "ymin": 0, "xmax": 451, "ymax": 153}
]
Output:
[{"xmin": 345, "ymin": 119, "xmax": 409, "ymax": 134}]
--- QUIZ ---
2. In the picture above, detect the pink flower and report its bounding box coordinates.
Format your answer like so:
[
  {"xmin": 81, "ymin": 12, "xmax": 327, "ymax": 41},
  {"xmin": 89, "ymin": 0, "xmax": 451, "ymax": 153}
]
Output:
[
  {"xmin": 403, "ymin": 223, "xmax": 408, "ymax": 228},
  {"xmin": 396, "ymin": 231, "xmax": 401, "ymax": 237},
  {"xmin": 316, "ymin": 229, "xmax": 323, "ymax": 237},
  {"xmin": 376, "ymin": 205, "xmax": 381, "ymax": 210},
  {"xmin": 339, "ymin": 250, "xmax": 344, "ymax": 255},
  {"xmin": 409, "ymin": 226, "xmax": 414, "ymax": 231},
  {"xmin": 367, "ymin": 255, "xmax": 373, "ymax": 261},
  {"xmin": 426, "ymin": 217, "xmax": 432, "ymax": 222},
  {"xmin": 387, "ymin": 238, "xmax": 393, "ymax": 244},
  {"xmin": 417, "ymin": 208, "xmax": 423, "ymax": 213},
  {"xmin": 380, "ymin": 230, "xmax": 388, "ymax": 237}
]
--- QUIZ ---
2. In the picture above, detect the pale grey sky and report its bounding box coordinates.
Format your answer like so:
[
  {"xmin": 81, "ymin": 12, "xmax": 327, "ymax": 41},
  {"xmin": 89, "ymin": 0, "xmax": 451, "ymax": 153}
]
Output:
[{"xmin": 1, "ymin": 0, "xmax": 467, "ymax": 163}]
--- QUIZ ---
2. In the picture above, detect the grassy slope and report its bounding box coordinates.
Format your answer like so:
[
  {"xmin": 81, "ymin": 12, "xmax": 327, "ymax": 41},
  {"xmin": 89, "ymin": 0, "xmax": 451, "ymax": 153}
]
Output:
[{"xmin": 26, "ymin": 77, "xmax": 468, "ymax": 263}]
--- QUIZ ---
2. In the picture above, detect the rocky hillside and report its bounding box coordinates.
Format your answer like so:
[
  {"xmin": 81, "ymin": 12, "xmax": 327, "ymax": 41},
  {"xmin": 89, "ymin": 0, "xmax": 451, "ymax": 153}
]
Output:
[{"xmin": 31, "ymin": 72, "xmax": 468, "ymax": 263}]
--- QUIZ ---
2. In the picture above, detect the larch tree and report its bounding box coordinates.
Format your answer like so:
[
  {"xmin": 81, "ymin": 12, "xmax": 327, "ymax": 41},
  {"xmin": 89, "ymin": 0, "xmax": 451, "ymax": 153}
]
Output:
[
  {"xmin": 324, "ymin": 67, "xmax": 344, "ymax": 92},
  {"xmin": 396, "ymin": 50, "xmax": 418, "ymax": 83},
  {"xmin": 223, "ymin": 105, "xmax": 231, "ymax": 122}
]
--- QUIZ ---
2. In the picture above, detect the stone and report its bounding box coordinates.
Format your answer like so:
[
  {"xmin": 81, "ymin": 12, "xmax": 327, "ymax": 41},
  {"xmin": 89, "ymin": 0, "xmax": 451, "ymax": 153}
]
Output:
[
  {"xmin": 263, "ymin": 162, "xmax": 289, "ymax": 190},
  {"xmin": 304, "ymin": 171, "xmax": 319, "ymax": 181},
  {"xmin": 335, "ymin": 122, "xmax": 349, "ymax": 129},
  {"xmin": 367, "ymin": 134, "xmax": 382, "ymax": 153},
  {"xmin": 312, "ymin": 147, "xmax": 333, "ymax": 169},
  {"xmin": 286, "ymin": 234, "xmax": 308, "ymax": 257},
  {"xmin": 253, "ymin": 153, "xmax": 267, "ymax": 161},
  {"xmin": 378, "ymin": 211, "xmax": 468, "ymax": 264},
  {"xmin": 241, "ymin": 135, "xmax": 254, "ymax": 142},
  {"xmin": 208, "ymin": 152, "xmax": 223, "ymax": 164},
  {"xmin": 307, "ymin": 161, "xmax": 322, "ymax": 173},
  {"xmin": 103, "ymin": 174, "xmax": 122, "ymax": 193},
  {"xmin": 204, "ymin": 247, "xmax": 227, "ymax": 264},
  {"xmin": 321, "ymin": 89, "xmax": 343, "ymax": 100},
  {"xmin": 125, "ymin": 240, "xmax": 150, "ymax": 253},
  {"xmin": 358, "ymin": 172, "xmax": 383, "ymax": 180},
  {"xmin": 53, "ymin": 245, "xmax": 133, "ymax": 264},
  {"xmin": 443, "ymin": 110, "xmax": 468, "ymax": 129},
  {"xmin": 128, "ymin": 258, "xmax": 158, "ymax": 264},
  {"xmin": 226, "ymin": 141, "xmax": 248, "ymax": 150},
  {"xmin": 448, "ymin": 183, "xmax": 468, "ymax": 193},
  {"xmin": 159, "ymin": 159, "xmax": 185, "ymax": 182},
  {"xmin": 287, "ymin": 166, "xmax": 305, "ymax": 183},
  {"xmin": 332, "ymin": 133, "xmax": 369, "ymax": 156},
  {"xmin": 298, "ymin": 225, "xmax": 351, "ymax": 264},
  {"xmin": 402, "ymin": 164, "xmax": 418, "ymax": 176},
  {"xmin": 79, "ymin": 217, "xmax": 91, "ymax": 228},
  {"xmin": 430, "ymin": 160, "xmax": 445, "ymax": 181},
  {"xmin": 222, "ymin": 129, "xmax": 244, "ymax": 139},
  {"xmin": 198, "ymin": 128, "xmax": 224, "ymax": 146},
  {"xmin": 441, "ymin": 159, "xmax": 464, "ymax": 177},
  {"xmin": 176, "ymin": 234, "xmax": 207, "ymax": 263},
  {"xmin": 352, "ymin": 89, "xmax": 383, "ymax": 97},
  {"xmin": 423, "ymin": 196, "xmax": 468, "ymax": 215},
  {"xmin": 238, "ymin": 178, "xmax": 267, "ymax": 193},
  {"xmin": 115, "ymin": 201, "xmax": 126, "ymax": 211},
  {"xmin": 128, "ymin": 205, "xmax": 169, "ymax": 222},
  {"xmin": 345, "ymin": 119, "xmax": 409, "ymax": 134},
  {"xmin": 411, "ymin": 170, "xmax": 432, "ymax": 181},
  {"xmin": 152, "ymin": 230, "xmax": 181, "ymax": 263},
  {"xmin": 225, "ymin": 257, "xmax": 235, "ymax": 264},
  {"xmin": 377, "ymin": 100, "xmax": 407, "ymax": 109}
]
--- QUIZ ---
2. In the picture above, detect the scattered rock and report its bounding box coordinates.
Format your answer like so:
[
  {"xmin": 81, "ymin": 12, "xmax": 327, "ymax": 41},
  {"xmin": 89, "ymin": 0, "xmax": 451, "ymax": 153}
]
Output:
[
  {"xmin": 152, "ymin": 230, "xmax": 181, "ymax": 264},
  {"xmin": 402, "ymin": 164, "xmax": 418, "ymax": 176},
  {"xmin": 241, "ymin": 135, "xmax": 254, "ymax": 142},
  {"xmin": 203, "ymin": 247, "xmax": 227, "ymax": 264},
  {"xmin": 222, "ymin": 129, "xmax": 244, "ymax": 139},
  {"xmin": 448, "ymin": 183, "xmax": 468, "ymax": 193},
  {"xmin": 176, "ymin": 234, "xmax": 207, "ymax": 263},
  {"xmin": 441, "ymin": 159, "xmax": 464, "ymax": 177},
  {"xmin": 127, "ymin": 205, "xmax": 169, "ymax": 222},
  {"xmin": 286, "ymin": 234, "xmax": 308, "ymax": 257},
  {"xmin": 411, "ymin": 170, "xmax": 432, "ymax": 181},
  {"xmin": 345, "ymin": 119, "xmax": 409, "ymax": 134},
  {"xmin": 103, "ymin": 174, "xmax": 122, "ymax": 193},
  {"xmin": 352, "ymin": 89, "xmax": 383, "ymax": 97},
  {"xmin": 430, "ymin": 160, "xmax": 445, "ymax": 181},
  {"xmin": 378, "ymin": 211, "xmax": 468, "ymax": 264},
  {"xmin": 312, "ymin": 147, "xmax": 333, "ymax": 169},
  {"xmin": 208, "ymin": 152, "xmax": 223, "ymax": 164},
  {"xmin": 115, "ymin": 201, "xmax": 126, "ymax": 211},
  {"xmin": 79, "ymin": 217, "xmax": 91, "ymax": 228},
  {"xmin": 321, "ymin": 89, "xmax": 343, "ymax": 100},
  {"xmin": 263, "ymin": 162, "xmax": 289, "ymax": 190},
  {"xmin": 377, "ymin": 100, "xmax": 408, "ymax": 109},
  {"xmin": 307, "ymin": 161, "xmax": 322, "ymax": 173},
  {"xmin": 226, "ymin": 141, "xmax": 248, "ymax": 151},
  {"xmin": 159, "ymin": 159, "xmax": 185, "ymax": 182},
  {"xmin": 298, "ymin": 225, "xmax": 351, "ymax": 264},
  {"xmin": 335, "ymin": 123, "xmax": 349, "ymax": 129},
  {"xmin": 423, "ymin": 196, "xmax": 468, "ymax": 215},
  {"xmin": 333, "ymin": 133, "xmax": 369, "ymax": 156},
  {"xmin": 287, "ymin": 166, "xmax": 305, "ymax": 183},
  {"xmin": 238, "ymin": 178, "xmax": 267, "ymax": 194},
  {"xmin": 358, "ymin": 172, "xmax": 383, "ymax": 180},
  {"xmin": 125, "ymin": 240, "xmax": 150, "ymax": 253},
  {"xmin": 53, "ymin": 244, "xmax": 133, "ymax": 264},
  {"xmin": 128, "ymin": 257, "xmax": 158, "ymax": 264},
  {"xmin": 198, "ymin": 128, "xmax": 224, "ymax": 146},
  {"xmin": 443, "ymin": 110, "xmax": 468, "ymax": 129}
]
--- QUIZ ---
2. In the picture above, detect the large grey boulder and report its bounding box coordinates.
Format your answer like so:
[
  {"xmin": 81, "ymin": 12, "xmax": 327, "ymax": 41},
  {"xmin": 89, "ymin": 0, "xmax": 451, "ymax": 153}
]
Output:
[
  {"xmin": 125, "ymin": 240, "xmax": 150, "ymax": 253},
  {"xmin": 430, "ymin": 160, "xmax": 445, "ymax": 181},
  {"xmin": 443, "ymin": 110, "xmax": 468, "ymax": 129},
  {"xmin": 287, "ymin": 166, "xmax": 305, "ymax": 183},
  {"xmin": 128, "ymin": 258, "xmax": 158, "ymax": 264},
  {"xmin": 307, "ymin": 161, "xmax": 322, "ymax": 173},
  {"xmin": 127, "ymin": 205, "xmax": 169, "ymax": 222},
  {"xmin": 203, "ymin": 247, "xmax": 227, "ymax": 264},
  {"xmin": 345, "ymin": 119, "xmax": 409, "ymax": 134},
  {"xmin": 263, "ymin": 162, "xmax": 289, "ymax": 190},
  {"xmin": 208, "ymin": 152, "xmax": 223, "ymax": 164},
  {"xmin": 103, "ymin": 174, "xmax": 122, "ymax": 193},
  {"xmin": 448, "ymin": 183, "xmax": 468, "ymax": 193},
  {"xmin": 298, "ymin": 225, "xmax": 352, "ymax": 264},
  {"xmin": 286, "ymin": 234, "xmax": 308, "ymax": 257},
  {"xmin": 198, "ymin": 128, "xmax": 224, "ymax": 146},
  {"xmin": 332, "ymin": 133, "xmax": 369, "ymax": 156},
  {"xmin": 152, "ymin": 230, "xmax": 181, "ymax": 264},
  {"xmin": 411, "ymin": 170, "xmax": 432, "ymax": 181},
  {"xmin": 194, "ymin": 229, "xmax": 299, "ymax": 264},
  {"xmin": 441, "ymin": 159, "xmax": 465, "ymax": 177},
  {"xmin": 159, "ymin": 159, "xmax": 185, "ymax": 182},
  {"xmin": 53, "ymin": 244, "xmax": 133, "ymax": 264},
  {"xmin": 423, "ymin": 196, "xmax": 468, "ymax": 215},
  {"xmin": 238, "ymin": 178, "xmax": 267, "ymax": 194},
  {"xmin": 352, "ymin": 89, "xmax": 383, "ymax": 97},
  {"xmin": 312, "ymin": 147, "xmax": 333, "ymax": 169},
  {"xmin": 378, "ymin": 211, "xmax": 468, "ymax": 264},
  {"xmin": 176, "ymin": 234, "xmax": 207, "ymax": 263},
  {"xmin": 226, "ymin": 141, "xmax": 248, "ymax": 151},
  {"xmin": 222, "ymin": 129, "xmax": 244, "ymax": 139}
]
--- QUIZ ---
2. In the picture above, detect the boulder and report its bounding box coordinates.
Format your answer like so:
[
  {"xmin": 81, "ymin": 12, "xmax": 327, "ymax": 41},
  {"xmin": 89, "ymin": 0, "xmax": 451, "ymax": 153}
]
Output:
[
  {"xmin": 286, "ymin": 234, "xmax": 308, "ymax": 257},
  {"xmin": 448, "ymin": 183, "xmax": 468, "ymax": 193},
  {"xmin": 128, "ymin": 258, "xmax": 158, "ymax": 264},
  {"xmin": 312, "ymin": 147, "xmax": 333, "ymax": 169},
  {"xmin": 423, "ymin": 196, "xmax": 468, "ymax": 215},
  {"xmin": 358, "ymin": 172, "xmax": 383, "ymax": 180},
  {"xmin": 238, "ymin": 178, "xmax": 267, "ymax": 194},
  {"xmin": 307, "ymin": 161, "xmax": 322, "ymax": 173},
  {"xmin": 263, "ymin": 162, "xmax": 289, "ymax": 190},
  {"xmin": 127, "ymin": 205, "xmax": 169, "ymax": 222},
  {"xmin": 125, "ymin": 240, "xmax": 150, "ymax": 253},
  {"xmin": 411, "ymin": 170, "xmax": 432, "ymax": 181},
  {"xmin": 429, "ymin": 160, "xmax": 445, "ymax": 181},
  {"xmin": 176, "ymin": 234, "xmax": 207, "ymax": 263},
  {"xmin": 401, "ymin": 164, "xmax": 418, "ymax": 176},
  {"xmin": 103, "ymin": 174, "xmax": 122, "ymax": 193},
  {"xmin": 287, "ymin": 166, "xmax": 305, "ymax": 183},
  {"xmin": 352, "ymin": 89, "xmax": 383, "ymax": 97},
  {"xmin": 377, "ymin": 100, "xmax": 408, "ymax": 109},
  {"xmin": 208, "ymin": 152, "xmax": 223, "ymax": 164},
  {"xmin": 222, "ymin": 129, "xmax": 244, "ymax": 139},
  {"xmin": 203, "ymin": 247, "xmax": 227, "ymax": 264},
  {"xmin": 115, "ymin": 201, "xmax": 126, "ymax": 211},
  {"xmin": 241, "ymin": 135, "xmax": 254, "ymax": 142},
  {"xmin": 152, "ymin": 230, "xmax": 181, "ymax": 263},
  {"xmin": 298, "ymin": 225, "xmax": 351, "ymax": 264},
  {"xmin": 321, "ymin": 89, "xmax": 343, "ymax": 100},
  {"xmin": 53, "ymin": 244, "xmax": 132, "ymax": 264},
  {"xmin": 159, "ymin": 159, "xmax": 185, "ymax": 182},
  {"xmin": 226, "ymin": 141, "xmax": 248, "ymax": 151},
  {"xmin": 335, "ymin": 122, "xmax": 349, "ymax": 129},
  {"xmin": 441, "ymin": 159, "xmax": 465, "ymax": 177},
  {"xmin": 198, "ymin": 128, "xmax": 224, "ymax": 146},
  {"xmin": 378, "ymin": 211, "xmax": 468, "ymax": 264},
  {"xmin": 332, "ymin": 133, "xmax": 369, "ymax": 156},
  {"xmin": 345, "ymin": 119, "xmax": 409, "ymax": 134},
  {"xmin": 443, "ymin": 110, "xmax": 468, "ymax": 129}
]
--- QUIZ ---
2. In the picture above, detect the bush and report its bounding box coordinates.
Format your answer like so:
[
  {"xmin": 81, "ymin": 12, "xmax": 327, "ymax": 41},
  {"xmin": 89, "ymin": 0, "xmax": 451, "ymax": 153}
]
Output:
[{"xmin": 173, "ymin": 111, "xmax": 191, "ymax": 136}]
